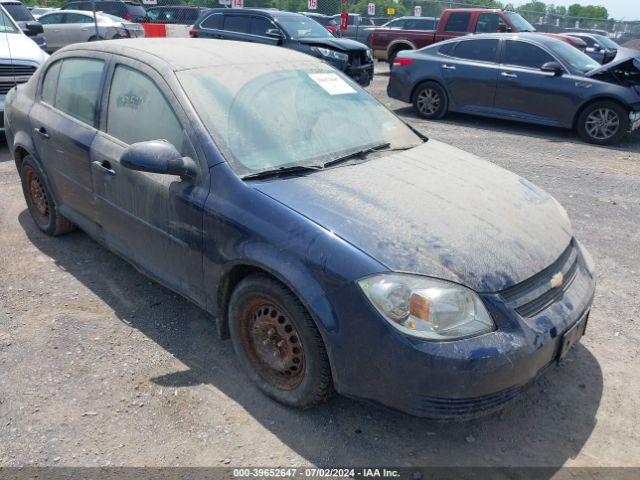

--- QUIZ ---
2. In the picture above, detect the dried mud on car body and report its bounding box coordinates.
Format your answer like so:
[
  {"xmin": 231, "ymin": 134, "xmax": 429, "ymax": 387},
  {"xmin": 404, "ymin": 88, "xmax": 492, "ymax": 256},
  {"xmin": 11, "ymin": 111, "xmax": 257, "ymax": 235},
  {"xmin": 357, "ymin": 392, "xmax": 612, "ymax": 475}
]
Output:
[{"xmin": 1, "ymin": 63, "xmax": 640, "ymax": 467}]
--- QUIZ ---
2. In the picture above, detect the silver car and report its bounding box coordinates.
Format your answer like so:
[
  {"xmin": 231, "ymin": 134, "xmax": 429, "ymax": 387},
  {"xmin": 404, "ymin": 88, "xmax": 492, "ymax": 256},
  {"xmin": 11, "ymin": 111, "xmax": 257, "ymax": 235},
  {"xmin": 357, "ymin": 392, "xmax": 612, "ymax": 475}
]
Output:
[{"xmin": 37, "ymin": 9, "xmax": 144, "ymax": 52}]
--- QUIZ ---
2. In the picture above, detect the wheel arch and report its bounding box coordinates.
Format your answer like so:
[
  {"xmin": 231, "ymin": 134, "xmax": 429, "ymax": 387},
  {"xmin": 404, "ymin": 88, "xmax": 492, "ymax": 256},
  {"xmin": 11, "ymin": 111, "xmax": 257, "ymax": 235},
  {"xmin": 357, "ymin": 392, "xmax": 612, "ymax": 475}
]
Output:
[
  {"xmin": 573, "ymin": 96, "xmax": 630, "ymax": 129},
  {"xmin": 410, "ymin": 78, "xmax": 448, "ymax": 104},
  {"xmin": 387, "ymin": 40, "xmax": 416, "ymax": 58}
]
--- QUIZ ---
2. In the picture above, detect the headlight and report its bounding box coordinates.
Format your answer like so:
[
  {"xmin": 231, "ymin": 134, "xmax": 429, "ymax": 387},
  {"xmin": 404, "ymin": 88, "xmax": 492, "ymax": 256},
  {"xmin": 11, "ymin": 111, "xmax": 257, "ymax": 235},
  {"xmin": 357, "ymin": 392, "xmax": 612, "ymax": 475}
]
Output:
[
  {"xmin": 366, "ymin": 48, "xmax": 373, "ymax": 61},
  {"xmin": 358, "ymin": 274, "xmax": 495, "ymax": 340},
  {"xmin": 310, "ymin": 46, "xmax": 348, "ymax": 62}
]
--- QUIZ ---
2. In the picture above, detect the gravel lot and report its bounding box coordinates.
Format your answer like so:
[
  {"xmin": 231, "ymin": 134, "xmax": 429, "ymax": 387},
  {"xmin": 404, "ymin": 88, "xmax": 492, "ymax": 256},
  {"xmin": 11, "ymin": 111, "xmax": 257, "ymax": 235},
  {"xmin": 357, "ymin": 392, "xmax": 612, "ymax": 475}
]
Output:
[{"xmin": 1, "ymin": 63, "xmax": 639, "ymax": 469}]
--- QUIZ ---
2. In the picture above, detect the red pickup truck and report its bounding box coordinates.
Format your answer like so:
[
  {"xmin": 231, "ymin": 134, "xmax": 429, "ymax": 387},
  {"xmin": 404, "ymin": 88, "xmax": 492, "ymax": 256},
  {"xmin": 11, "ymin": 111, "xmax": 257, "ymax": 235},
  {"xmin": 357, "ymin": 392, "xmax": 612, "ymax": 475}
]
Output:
[{"xmin": 370, "ymin": 8, "xmax": 587, "ymax": 64}]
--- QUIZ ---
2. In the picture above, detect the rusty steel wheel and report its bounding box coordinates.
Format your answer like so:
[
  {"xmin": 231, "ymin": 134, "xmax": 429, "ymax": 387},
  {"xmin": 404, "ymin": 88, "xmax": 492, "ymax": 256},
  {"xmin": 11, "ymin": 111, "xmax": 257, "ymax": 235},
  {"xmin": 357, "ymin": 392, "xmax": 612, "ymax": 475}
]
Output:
[
  {"xmin": 239, "ymin": 298, "xmax": 306, "ymax": 390},
  {"xmin": 19, "ymin": 156, "xmax": 75, "ymax": 236},
  {"xmin": 229, "ymin": 274, "xmax": 333, "ymax": 408},
  {"xmin": 25, "ymin": 165, "xmax": 50, "ymax": 226}
]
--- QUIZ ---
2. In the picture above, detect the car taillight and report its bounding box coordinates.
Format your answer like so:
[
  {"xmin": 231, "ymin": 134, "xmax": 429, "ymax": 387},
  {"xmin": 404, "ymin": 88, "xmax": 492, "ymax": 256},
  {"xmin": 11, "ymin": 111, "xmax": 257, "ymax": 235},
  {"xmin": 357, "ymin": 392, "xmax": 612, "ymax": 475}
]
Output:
[
  {"xmin": 124, "ymin": 14, "xmax": 131, "ymax": 21},
  {"xmin": 393, "ymin": 57, "xmax": 414, "ymax": 67},
  {"xmin": 189, "ymin": 28, "xmax": 198, "ymax": 37}
]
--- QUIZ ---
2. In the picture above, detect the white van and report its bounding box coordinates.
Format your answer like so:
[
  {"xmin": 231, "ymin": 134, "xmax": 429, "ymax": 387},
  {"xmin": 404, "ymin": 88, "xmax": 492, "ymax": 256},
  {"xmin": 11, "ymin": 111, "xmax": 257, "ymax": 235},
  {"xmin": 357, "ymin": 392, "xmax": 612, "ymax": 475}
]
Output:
[{"xmin": 1, "ymin": 3, "xmax": 48, "ymax": 131}]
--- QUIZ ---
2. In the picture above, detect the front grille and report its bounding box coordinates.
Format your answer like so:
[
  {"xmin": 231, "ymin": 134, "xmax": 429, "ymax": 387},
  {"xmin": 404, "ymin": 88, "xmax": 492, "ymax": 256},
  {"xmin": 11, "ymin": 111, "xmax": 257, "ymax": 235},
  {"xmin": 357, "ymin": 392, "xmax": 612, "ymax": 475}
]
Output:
[
  {"xmin": 348, "ymin": 50, "xmax": 370, "ymax": 67},
  {"xmin": 415, "ymin": 384, "xmax": 524, "ymax": 418},
  {"xmin": 0, "ymin": 79, "xmax": 29, "ymax": 95},
  {"xmin": 0, "ymin": 62, "xmax": 37, "ymax": 95},
  {"xmin": 0, "ymin": 65, "xmax": 37, "ymax": 76},
  {"xmin": 500, "ymin": 240, "xmax": 579, "ymax": 318}
]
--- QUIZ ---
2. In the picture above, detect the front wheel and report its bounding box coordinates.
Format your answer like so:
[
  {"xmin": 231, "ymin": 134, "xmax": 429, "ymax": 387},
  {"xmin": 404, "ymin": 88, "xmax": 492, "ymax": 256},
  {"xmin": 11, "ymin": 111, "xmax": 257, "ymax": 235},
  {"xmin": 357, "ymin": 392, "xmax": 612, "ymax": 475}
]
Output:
[
  {"xmin": 228, "ymin": 274, "xmax": 333, "ymax": 408},
  {"xmin": 577, "ymin": 101, "xmax": 628, "ymax": 145},
  {"xmin": 412, "ymin": 81, "xmax": 449, "ymax": 120}
]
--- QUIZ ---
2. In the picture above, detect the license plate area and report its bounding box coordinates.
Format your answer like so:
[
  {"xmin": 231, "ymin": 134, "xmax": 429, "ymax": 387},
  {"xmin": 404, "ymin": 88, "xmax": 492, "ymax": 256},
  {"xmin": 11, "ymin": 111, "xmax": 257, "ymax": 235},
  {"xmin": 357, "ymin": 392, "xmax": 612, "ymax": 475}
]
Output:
[{"xmin": 558, "ymin": 312, "xmax": 589, "ymax": 362}]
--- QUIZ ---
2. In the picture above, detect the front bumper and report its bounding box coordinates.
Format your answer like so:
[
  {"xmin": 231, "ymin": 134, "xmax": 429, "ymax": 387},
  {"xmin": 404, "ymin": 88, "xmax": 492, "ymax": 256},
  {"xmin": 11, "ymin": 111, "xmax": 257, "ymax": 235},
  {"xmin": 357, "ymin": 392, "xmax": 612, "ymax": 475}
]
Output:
[
  {"xmin": 630, "ymin": 111, "xmax": 640, "ymax": 132},
  {"xmin": 345, "ymin": 62, "xmax": 374, "ymax": 87},
  {"xmin": 325, "ymin": 239, "xmax": 596, "ymax": 419}
]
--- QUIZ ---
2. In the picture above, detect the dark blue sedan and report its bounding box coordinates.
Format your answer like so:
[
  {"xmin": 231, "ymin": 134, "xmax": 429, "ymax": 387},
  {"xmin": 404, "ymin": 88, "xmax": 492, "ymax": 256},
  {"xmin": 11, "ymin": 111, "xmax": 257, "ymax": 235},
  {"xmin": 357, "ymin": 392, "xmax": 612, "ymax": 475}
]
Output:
[
  {"xmin": 4, "ymin": 39, "xmax": 595, "ymax": 419},
  {"xmin": 387, "ymin": 33, "xmax": 640, "ymax": 145}
]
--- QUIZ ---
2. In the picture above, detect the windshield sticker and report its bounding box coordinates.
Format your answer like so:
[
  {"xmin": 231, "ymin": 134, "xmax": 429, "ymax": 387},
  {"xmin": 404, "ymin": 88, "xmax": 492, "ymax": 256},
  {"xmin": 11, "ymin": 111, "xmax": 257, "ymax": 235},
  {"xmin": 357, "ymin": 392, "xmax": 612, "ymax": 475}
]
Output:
[{"xmin": 308, "ymin": 73, "xmax": 356, "ymax": 95}]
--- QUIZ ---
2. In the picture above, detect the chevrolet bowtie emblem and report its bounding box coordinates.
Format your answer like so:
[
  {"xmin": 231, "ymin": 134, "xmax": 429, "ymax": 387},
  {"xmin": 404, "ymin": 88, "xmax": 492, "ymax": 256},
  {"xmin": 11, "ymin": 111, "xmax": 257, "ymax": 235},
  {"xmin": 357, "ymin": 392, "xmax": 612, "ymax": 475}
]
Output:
[{"xmin": 550, "ymin": 272, "xmax": 564, "ymax": 289}]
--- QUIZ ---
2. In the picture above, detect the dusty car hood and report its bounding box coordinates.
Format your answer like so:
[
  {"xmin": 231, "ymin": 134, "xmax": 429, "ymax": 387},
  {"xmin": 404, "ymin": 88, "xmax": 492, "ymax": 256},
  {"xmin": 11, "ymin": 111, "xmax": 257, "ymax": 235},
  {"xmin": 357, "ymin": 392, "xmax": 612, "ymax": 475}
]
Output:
[
  {"xmin": 586, "ymin": 47, "xmax": 640, "ymax": 77},
  {"xmin": 253, "ymin": 141, "xmax": 573, "ymax": 293},
  {"xmin": 298, "ymin": 37, "xmax": 368, "ymax": 52}
]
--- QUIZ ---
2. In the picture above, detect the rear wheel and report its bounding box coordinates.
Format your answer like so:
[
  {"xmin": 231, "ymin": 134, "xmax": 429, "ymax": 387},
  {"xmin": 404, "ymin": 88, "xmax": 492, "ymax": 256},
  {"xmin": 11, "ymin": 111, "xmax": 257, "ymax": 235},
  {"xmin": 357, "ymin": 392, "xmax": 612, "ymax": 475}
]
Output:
[
  {"xmin": 20, "ymin": 156, "xmax": 75, "ymax": 236},
  {"xmin": 577, "ymin": 101, "xmax": 628, "ymax": 145},
  {"xmin": 412, "ymin": 81, "xmax": 448, "ymax": 120},
  {"xmin": 228, "ymin": 274, "xmax": 333, "ymax": 408}
]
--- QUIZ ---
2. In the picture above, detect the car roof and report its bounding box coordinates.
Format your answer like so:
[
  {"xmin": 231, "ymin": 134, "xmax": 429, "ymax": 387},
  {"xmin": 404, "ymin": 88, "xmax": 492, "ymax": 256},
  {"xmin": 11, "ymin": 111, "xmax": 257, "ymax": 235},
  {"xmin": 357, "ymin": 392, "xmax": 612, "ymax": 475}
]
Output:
[
  {"xmin": 442, "ymin": 32, "xmax": 565, "ymax": 47},
  {"xmin": 58, "ymin": 38, "xmax": 321, "ymax": 71},
  {"xmin": 207, "ymin": 8, "xmax": 301, "ymax": 18}
]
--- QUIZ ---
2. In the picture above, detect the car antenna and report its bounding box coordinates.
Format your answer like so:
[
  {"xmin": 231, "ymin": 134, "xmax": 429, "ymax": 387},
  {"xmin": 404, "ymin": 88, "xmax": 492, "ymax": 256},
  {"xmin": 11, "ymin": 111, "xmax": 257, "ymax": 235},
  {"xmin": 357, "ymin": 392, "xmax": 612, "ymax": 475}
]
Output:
[{"xmin": 1, "ymin": 4, "xmax": 16, "ymax": 87}]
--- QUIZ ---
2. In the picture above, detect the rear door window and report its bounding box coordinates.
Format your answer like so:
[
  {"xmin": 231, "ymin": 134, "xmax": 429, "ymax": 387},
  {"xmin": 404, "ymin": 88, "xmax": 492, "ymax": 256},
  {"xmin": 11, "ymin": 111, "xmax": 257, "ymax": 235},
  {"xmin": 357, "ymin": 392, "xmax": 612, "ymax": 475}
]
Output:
[
  {"xmin": 54, "ymin": 58, "xmax": 104, "ymax": 127},
  {"xmin": 64, "ymin": 13, "xmax": 93, "ymax": 23},
  {"xmin": 443, "ymin": 12, "xmax": 470, "ymax": 32},
  {"xmin": 452, "ymin": 39, "xmax": 499, "ymax": 63},
  {"xmin": 223, "ymin": 15, "xmax": 250, "ymax": 33},
  {"xmin": 503, "ymin": 40, "xmax": 555, "ymax": 69}
]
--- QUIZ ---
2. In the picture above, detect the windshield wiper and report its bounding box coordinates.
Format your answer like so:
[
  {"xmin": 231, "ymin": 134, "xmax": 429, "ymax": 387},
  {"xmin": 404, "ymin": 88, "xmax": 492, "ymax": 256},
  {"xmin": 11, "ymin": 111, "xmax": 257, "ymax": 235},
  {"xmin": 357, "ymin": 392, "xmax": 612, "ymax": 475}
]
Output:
[
  {"xmin": 241, "ymin": 164, "xmax": 323, "ymax": 181},
  {"xmin": 321, "ymin": 142, "xmax": 392, "ymax": 169}
]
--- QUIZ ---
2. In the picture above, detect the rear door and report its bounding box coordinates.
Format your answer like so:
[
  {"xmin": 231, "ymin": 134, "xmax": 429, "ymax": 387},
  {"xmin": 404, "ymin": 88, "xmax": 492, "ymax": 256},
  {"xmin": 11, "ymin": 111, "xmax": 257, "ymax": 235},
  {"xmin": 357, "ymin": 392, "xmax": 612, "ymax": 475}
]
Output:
[
  {"xmin": 494, "ymin": 39, "xmax": 578, "ymax": 127},
  {"xmin": 441, "ymin": 38, "xmax": 500, "ymax": 114},
  {"xmin": 90, "ymin": 59, "xmax": 208, "ymax": 304},
  {"xmin": 61, "ymin": 12, "xmax": 95, "ymax": 45},
  {"xmin": 28, "ymin": 53, "xmax": 108, "ymax": 221}
]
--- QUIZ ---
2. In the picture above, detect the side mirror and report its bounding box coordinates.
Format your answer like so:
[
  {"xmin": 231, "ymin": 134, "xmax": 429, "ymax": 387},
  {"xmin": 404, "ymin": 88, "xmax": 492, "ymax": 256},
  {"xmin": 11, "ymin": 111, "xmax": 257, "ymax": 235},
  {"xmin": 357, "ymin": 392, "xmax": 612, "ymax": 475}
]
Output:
[
  {"xmin": 23, "ymin": 21, "xmax": 44, "ymax": 36},
  {"xmin": 266, "ymin": 28, "xmax": 284, "ymax": 40},
  {"xmin": 120, "ymin": 140, "xmax": 198, "ymax": 180},
  {"xmin": 541, "ymin": 61, "xmax": 565, "ymax": 76}
]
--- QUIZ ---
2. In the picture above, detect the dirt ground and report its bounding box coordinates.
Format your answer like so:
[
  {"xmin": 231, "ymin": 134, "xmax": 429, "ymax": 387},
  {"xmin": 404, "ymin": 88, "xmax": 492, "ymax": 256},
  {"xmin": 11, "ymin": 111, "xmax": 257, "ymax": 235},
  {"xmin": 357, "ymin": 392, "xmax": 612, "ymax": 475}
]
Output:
[{"xmin": 1, "ymin": 63, "xmax": 639, "ymax": 469}]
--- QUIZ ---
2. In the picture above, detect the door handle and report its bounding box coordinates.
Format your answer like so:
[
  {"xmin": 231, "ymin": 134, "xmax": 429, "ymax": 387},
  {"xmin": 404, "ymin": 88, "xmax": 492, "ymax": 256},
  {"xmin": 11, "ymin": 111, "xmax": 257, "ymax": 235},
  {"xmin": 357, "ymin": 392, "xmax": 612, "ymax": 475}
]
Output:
[
  {"xmin": 501, "ymin": 72, "xmax": 518, "ymax": 78},
  {"xmin": 442, "ymin": 64, "xmax": 456, "ymax": 70},
  {"xmin": 34, "ymin": 127, "xmax": 49, "ymax": 139},
  {"xmin": 92, "ymin": 160, "xmax": 116, "ymax": 176}
]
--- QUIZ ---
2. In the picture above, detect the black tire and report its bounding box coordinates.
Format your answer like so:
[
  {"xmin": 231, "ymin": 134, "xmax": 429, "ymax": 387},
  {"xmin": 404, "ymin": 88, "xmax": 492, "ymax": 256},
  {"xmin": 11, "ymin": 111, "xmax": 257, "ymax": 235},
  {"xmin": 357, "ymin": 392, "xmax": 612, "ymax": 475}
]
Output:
[
  {"xmin": 412, "ymin": 81, "xmax": 449, "ymax": 120},
  {"xmin": 577, "ymin": 100, "xmax": 629, "ymax": 146},
  {"xmin": 20, "ymin": 156, "xmax": 75, "ymax": 236},
  {"xmin": 228, "ymin": 274, "xmax": 333, "ymax": 408}
]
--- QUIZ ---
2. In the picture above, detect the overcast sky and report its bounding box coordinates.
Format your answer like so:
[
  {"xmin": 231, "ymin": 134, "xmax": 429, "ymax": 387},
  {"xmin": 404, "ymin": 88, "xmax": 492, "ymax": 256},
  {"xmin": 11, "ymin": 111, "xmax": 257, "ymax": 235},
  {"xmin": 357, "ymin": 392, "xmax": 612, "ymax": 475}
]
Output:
[{"xmin": 512, "ymin": 0, "xmax": 635, "ymax": 20}]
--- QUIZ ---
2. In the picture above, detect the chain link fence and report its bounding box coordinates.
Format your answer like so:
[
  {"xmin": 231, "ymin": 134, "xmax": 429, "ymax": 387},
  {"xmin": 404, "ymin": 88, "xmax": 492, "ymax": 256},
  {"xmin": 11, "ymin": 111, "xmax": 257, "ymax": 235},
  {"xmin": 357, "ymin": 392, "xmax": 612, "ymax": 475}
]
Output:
[{"xmin": 20, "ymin": 0, "xmax": 640, "ymax": 44}]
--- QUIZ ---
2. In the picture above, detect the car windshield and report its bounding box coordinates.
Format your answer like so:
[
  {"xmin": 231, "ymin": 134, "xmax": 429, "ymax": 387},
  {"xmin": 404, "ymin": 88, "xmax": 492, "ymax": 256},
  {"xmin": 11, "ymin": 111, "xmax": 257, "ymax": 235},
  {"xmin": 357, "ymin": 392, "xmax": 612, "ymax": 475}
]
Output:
[
  {"xmin": 3, "ymin": 2, "xmax": 34, "ymax": 21},
  {"xmin": 593, "ymin": 34, "xmax": 618, "ymax": 50},
  {"xmin": 178, "ymin": 63, "xmax": 423, "ymax": 177},
  {"xmin": 548, "ymin": 40, "xmax": 601, "ymax": 74},
  {"xmin": 277, "ymin": 15, "xmax": 333, "ymax": 39},
  {"xmin": 505, "ymin": 12, "xmax": 535, "ymax": 32},
  {"xmin": 0, "ymin": 7, "xmax": 20, "ymax": 32}
]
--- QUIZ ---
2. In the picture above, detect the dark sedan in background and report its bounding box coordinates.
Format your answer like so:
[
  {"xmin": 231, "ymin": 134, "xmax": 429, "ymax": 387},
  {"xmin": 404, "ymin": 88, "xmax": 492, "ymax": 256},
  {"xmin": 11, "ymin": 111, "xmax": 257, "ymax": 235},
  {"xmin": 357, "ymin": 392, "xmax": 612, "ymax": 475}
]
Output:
[
  {"xmin": 388, "ymin": 33, "xmax": 640, "ymax": 145},
  {"xmin": 190, "ymin": 9, "xmax": 374, "ymax": 86},
  {"xmin": 563, "ymin": 32, "xmax": 619, "ymax": 64}
]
